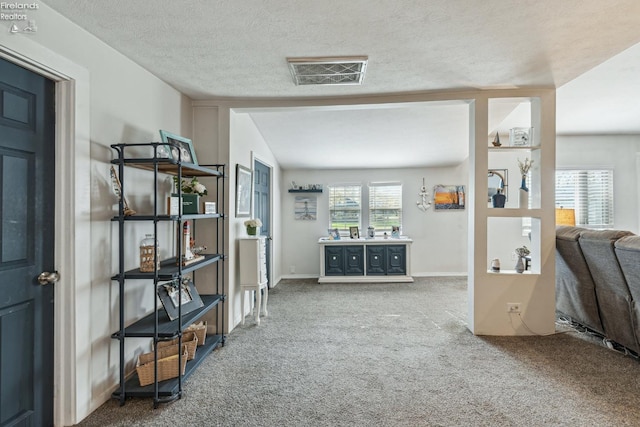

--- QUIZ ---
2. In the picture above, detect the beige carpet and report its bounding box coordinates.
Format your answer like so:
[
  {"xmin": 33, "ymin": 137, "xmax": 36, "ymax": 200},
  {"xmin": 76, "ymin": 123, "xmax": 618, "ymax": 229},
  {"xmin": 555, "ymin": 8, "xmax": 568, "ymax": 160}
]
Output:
[{"xmin": 77, "ymin": 277, "xmax": 640, "ymax": 426}]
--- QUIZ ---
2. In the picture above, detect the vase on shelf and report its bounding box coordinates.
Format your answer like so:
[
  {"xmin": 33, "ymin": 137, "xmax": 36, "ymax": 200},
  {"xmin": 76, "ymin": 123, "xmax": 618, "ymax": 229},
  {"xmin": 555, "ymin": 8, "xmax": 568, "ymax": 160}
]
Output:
[
  {"xmin": 515, "ymin": 256, "xmax": 525, "ymax": 274},
  {"xmin": 519, "ymin": 175, "xmax": 528, "ymax": 209},
  {"xmin": 246, "ymin": 225, "xmax": 257, "ymax": 236}
]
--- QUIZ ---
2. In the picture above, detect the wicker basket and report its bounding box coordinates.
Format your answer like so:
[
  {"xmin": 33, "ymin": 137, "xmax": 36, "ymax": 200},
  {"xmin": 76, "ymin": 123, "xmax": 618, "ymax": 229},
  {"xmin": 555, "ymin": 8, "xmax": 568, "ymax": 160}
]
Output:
[
  {"xmin": 156, "ymin": 331, "xmax": 198, "ymax": 360},
  {"xmin": 185, "ymin": 321, "xmax": 207, "ymax": 346},
  {"xmin": 136, "ymin": 346, "xmax": 188, "ymax": 387}
]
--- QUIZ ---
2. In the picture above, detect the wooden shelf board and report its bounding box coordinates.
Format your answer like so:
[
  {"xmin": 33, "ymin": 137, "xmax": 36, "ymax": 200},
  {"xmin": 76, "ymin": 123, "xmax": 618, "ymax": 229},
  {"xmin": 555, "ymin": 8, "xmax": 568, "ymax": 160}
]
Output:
[
  {"xmin": 111, "ymin": 254, "xmax": 222, "ymax": 280},
  {"xmin": 113, "ymin": 294, "xmax": 224, "ymax": 338}
]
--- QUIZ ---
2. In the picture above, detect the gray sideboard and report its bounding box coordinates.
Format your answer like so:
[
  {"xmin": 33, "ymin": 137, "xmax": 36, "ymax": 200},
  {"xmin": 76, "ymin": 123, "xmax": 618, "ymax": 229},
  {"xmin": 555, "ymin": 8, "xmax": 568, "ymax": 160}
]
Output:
[{"xmin": 318, "ymin": 237, "xmax": 413, "ymax": 283}]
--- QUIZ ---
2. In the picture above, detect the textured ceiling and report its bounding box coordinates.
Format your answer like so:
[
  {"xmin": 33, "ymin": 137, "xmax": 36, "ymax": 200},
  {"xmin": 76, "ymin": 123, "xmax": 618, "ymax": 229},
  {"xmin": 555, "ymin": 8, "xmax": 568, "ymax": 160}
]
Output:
[{"xmin": 41, "ymin": 0, "xmax": 640, "ymax": 168}]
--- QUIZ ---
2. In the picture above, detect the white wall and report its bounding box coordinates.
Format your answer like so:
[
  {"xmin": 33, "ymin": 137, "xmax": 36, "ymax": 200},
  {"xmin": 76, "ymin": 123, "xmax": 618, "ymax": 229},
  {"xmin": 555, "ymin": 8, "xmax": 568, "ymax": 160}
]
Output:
[
  {"xmin": 557, "ymin": 135, "xmax": 640, "ymax": 233},
  {"xmin": 281, "ymin": 164, "xmax": 468, "ymax": 277},
  {"xmin": 2, "ymin": 4, "xmax": 194, "ymax": 424},
  {"xmin": 228, "ymin": 111, "xmax": 282, "ymax": 325}
]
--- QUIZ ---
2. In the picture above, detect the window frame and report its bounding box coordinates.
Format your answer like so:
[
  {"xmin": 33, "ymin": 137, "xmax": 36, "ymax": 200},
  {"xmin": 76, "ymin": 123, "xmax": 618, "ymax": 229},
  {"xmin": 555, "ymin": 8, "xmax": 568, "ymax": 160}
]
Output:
[
  {"xmin": 368, "ymin": 181, "xmax": 403, "ymax": 235},
  {"xmin": 328, "ymin": 184, "xmax": 362, "ymax": 234},
  {"xmin": 555, "ymin": 168, "xmax": 614, "ymax": 229}
]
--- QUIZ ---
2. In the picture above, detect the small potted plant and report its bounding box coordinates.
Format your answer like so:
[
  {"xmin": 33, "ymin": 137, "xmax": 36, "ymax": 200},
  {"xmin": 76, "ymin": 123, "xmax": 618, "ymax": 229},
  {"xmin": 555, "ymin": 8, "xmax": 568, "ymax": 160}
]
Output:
[
  {"xmin": 244, "ymin": 218, "xmax": 262, "ymax": 236},
  {"xmin": 173, "ymin": 177, "xmax": 207, "ymax": 214}
]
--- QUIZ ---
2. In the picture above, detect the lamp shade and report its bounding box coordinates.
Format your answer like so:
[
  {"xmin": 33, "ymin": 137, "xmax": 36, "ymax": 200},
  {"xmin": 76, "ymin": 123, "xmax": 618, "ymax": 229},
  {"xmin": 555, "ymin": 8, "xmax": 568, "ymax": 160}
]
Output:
[{"xmin": 555, "ymin": 208, "xmax": 576, "ymax": 226}]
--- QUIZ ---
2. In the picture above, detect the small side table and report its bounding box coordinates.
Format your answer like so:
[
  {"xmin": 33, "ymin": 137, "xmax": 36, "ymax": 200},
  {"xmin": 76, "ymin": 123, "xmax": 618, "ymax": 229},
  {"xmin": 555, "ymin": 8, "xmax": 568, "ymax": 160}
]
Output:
[{"xmin": 239, "ymin": 237, "xmax": 269, "ymax": 325}]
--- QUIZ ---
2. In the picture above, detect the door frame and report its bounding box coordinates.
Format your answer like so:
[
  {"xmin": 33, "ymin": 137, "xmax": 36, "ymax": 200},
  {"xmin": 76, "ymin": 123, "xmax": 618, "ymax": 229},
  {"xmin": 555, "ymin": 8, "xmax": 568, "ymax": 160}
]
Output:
[
  {"xmin": 251, "ymin": 152, "xmax": 274, "ymax": 287},
  {"xmin": 1, "ymin": 37, "xmax": 91, "ymax": 427}
]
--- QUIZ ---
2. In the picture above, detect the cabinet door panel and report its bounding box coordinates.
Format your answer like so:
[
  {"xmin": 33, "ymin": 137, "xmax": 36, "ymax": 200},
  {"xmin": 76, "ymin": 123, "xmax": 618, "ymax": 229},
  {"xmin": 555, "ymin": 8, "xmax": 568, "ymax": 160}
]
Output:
[
  {"xmin": 325, "ymin": 246, "xmax": 345, "ymax": 275},
  {"xmin": 345, "ymin": 246, "xmax": 364, "ymax": 275},
  {"xmin": 386, "ymin": 245, "xmax": 406, "ymax": 275},
  {"xmin": 366, "ymin": 246, "xmax": 386, "ymax": 275}
]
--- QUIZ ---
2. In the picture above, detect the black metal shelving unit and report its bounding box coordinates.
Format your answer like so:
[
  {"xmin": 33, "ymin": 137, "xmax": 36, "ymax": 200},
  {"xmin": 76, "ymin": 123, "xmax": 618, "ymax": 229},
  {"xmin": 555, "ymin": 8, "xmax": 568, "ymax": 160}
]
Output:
[{"xmin": 110, "ymin": 142, "xmax": 226, "ymax": 407}]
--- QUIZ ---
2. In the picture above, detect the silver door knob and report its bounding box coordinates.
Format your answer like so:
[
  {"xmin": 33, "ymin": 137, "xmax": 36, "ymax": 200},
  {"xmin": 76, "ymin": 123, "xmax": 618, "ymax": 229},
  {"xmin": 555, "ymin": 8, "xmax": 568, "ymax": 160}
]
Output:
[{"xmin": 38, "ymin": 271, "xmax": 60, "ymax": 285}]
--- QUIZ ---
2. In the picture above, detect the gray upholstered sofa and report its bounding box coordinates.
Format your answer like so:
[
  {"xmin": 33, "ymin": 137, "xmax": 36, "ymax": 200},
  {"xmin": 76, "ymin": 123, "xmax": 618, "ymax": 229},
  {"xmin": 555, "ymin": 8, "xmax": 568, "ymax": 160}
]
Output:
[{"xmin": 556, "ymin": 226, "xmax": 640, "ymax": 354}]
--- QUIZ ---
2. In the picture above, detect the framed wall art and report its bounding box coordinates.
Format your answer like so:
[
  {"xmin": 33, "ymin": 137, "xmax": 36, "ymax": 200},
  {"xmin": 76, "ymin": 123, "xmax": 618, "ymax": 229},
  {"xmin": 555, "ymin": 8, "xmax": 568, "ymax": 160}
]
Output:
[
  {"xmin": 294, "ymin": 195, "xmax": 317, "ymax": 220},
  {"xmin": 434, "ymin": 185, "xmax": 465, "ymax": 210},
  {"xmin": 236, "ymin": 164, "xmax": 252, "ymax": 217},
  {"xmin": 159, "ymin": 130, "xmax": 199, "ymax": 165}
]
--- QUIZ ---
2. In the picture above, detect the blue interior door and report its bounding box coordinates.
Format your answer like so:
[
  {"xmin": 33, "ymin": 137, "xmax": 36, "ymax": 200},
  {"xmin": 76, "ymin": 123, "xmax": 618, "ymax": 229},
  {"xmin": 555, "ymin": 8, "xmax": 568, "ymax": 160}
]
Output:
[
  {"xmin": 253, "ymin": 160, "xmax": 271, "ymax": 287},
  {"xmin": 0, "ymin": 57, "xmax": 55, "ymax": 427}
]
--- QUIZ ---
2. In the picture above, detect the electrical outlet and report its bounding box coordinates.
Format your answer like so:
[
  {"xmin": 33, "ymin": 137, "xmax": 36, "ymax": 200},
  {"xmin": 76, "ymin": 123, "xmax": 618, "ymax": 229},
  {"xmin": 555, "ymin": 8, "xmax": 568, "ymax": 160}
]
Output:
[
  {"xmin": 507, "ymin": 303, "xmax": 521, "ymax": 313},
  {"xmin": 290, "ymin": 265, "xmax": 295, "ymax": 274}
]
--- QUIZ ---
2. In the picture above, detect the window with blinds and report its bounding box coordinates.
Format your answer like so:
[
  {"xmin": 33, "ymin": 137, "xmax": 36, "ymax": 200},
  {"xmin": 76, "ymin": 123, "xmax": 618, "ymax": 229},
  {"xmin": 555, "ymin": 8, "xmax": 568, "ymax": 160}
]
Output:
[
  {"xmin": 556, "ymin": 169, "xmax": 614, "ymax": 228},
  {"xmin": 369, "ymin": 182, "xmax": 402, "ymax": 233},
  {"xmin": 328, "ymin": 185, "xmax": 361, "ymax": 231}
]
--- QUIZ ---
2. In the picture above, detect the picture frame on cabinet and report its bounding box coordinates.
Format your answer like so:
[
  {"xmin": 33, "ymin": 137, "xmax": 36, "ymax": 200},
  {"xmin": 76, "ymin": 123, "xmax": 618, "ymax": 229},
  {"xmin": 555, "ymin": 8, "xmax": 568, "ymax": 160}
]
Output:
[
  {"xmin": 349, "ymin": 226, "xmax": 360, "ymax": 239},
  {"xmin": 157, "ymin": 279, "xmax": 204, "ymax": 321},
  {"xmin": 236, "ymin": 164, "xmax": 252, "ymax": 217},
  {"xmin": 159, "ymin": 130, "xmax": 199, "ymax": 165},
  {"xmin": 328, "ymin": 228, "xmax": 341, "ymax": 240}
]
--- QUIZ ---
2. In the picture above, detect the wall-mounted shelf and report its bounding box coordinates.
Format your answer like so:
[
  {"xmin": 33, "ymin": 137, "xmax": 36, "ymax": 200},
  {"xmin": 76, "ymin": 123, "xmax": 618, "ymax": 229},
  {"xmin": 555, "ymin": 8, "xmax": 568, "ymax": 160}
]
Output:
[{"xmin": 288, "ymin": 189, "xmax": 323, "ymax": 193}]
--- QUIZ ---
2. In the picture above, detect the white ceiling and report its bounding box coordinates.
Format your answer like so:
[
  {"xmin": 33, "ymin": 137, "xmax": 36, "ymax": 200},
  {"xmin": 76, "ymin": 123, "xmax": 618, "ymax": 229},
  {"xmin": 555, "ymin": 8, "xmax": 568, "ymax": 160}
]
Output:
[{"xmin": 43, "ymin": 0, "xmax": 640, "ymax": 169}]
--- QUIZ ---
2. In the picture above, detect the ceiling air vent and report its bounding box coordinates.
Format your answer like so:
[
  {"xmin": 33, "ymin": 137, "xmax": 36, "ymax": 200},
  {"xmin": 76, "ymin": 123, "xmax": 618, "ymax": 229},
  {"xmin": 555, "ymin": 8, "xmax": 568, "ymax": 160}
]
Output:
[{"xmin": 287, "ymin": 56, "xmax": 368, "ymax": 86}]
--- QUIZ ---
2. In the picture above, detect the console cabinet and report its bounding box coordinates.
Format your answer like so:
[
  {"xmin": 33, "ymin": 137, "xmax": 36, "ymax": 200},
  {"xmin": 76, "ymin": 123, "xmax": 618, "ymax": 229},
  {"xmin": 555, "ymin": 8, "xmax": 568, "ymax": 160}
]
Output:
[
  {"xmin": 318, "ymin": 238, "xmax": 412, "ymax": 283},
  {"xmin": 366, "ymin": 245, "xmax": 407, "ymax": 275},
  {"xmin": 239, "ymin": 237, "xmax": 268, "ymax": 325},
  {"xmin": 325, "ymin": 245, "xmax": 365, "ymax": 276}
]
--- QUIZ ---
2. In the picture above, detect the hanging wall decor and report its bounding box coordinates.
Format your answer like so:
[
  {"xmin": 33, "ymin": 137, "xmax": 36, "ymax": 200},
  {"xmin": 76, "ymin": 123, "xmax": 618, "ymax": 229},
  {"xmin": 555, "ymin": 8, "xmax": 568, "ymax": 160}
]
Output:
[{"xmin": 416, "ymin": 178, "xmax": 432, "ymax": 212}]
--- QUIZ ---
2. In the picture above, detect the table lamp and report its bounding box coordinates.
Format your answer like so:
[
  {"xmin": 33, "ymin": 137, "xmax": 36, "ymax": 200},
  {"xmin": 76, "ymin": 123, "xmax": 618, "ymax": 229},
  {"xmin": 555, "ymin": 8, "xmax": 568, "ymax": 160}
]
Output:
[{"xmin": 555, "ymin": 207, "xmax": 576, "ymax": 226}]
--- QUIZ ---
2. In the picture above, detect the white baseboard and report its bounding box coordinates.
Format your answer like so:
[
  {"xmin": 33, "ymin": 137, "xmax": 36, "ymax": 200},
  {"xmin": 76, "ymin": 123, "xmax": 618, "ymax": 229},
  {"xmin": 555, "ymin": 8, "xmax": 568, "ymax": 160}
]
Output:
[
  {"xmin": 279, "ymin": 274, "xmax": 319, "ymax": 280},
  {"xmin": 412, "ymin": 272, "xmax": 467, "ymax": 277}
]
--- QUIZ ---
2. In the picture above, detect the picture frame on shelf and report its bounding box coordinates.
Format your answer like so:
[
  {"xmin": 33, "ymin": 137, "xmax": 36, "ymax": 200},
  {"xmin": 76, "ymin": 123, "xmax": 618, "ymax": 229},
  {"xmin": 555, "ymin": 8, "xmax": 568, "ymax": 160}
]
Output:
[
  {"xmin": 509, "ymin": 127, "xmax": 532, "ymax": 147},
  {"xmin": 159, "ymin": 130, "xmax": 199, "ymax": 165},
  {"xmin": 235, "ymin": 164, "xmax": 252, "ymax": 217},
  {"xmin": 157, "ymin": 279, "xmax": 204, "ymax": 321},
  {"xmin": 349, "ymin": 226, "xmax": 360, "ymax": 239},
  {"xmin": 488, "ymin": 169, "xmax": 508, "ymax": 202}
]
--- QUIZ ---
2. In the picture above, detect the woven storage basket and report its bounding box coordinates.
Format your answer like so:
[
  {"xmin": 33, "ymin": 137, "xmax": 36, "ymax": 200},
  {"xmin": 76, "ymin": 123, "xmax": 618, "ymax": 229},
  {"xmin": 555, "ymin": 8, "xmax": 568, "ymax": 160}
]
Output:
[
  {"xmin": 156, "ymin": 331, "xmax": 198, "ymax": 360},
  {"xmin": 185, "ymin": 321, "xmax": 207, "ymax": 346},
  {"xmin": 137, "ymin": 346, "xmax": 188, "ymax": 387}
]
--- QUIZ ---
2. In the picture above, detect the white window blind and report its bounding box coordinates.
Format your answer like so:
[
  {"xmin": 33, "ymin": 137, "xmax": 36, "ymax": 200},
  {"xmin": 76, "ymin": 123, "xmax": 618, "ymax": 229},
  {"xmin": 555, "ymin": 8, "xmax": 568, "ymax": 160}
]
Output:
[
  {"xmin": 556, "ymin": 169, "xmax": 614, "ymax": 228},
  {"xmin": 328, "ymin": 185, "xmax": 361, "ymax": 231},
  {"xmin": 368, "ymin": 182, "xmax": 402, "ymax": 233}
]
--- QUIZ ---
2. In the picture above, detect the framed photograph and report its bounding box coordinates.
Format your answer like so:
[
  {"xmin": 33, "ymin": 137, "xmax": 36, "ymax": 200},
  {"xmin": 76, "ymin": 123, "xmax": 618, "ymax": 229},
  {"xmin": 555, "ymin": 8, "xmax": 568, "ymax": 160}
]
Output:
[
  {"xmin": 236, "ymin": 164, "xmax": 252, "ymax": 217},
  {"xmin": 159, "ymin": 130, "xmax": 199, "ymax": 165},
  {"xmin": 509, "ymin": 127, "xmax": 532, "ymax": 147},
  {"xmin": 488, "ymin": 169, "xmax": 508, "ymax": 202},
  {"xmin": 391, "ymin": 226, "xmax": 400, "ymax": 238},
  {"xmin": 328, "ymin": 228, "xmax": 341, "ymax": 240},
  {"xmin": 434, "ymin": 185, "xmax": 465, "ymax": 210},
  {"xmin": 349, "ymin": 226, "xmax": 360, "ymax": 239},
  {"xmin": 157, "ymin": 279, "xmax": 204, "ymax": 321}
]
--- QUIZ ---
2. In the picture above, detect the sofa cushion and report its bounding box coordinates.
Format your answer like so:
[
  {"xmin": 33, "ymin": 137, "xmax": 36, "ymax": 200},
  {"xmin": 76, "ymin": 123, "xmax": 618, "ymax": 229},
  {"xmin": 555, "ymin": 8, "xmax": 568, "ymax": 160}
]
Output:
[
  {"xmin": 579, "ymin": 229, "xmax": 637, "ymax": 351},
  {"xmin": 555, "ymin": 226, "xmax": 603, "ymax": 333},
  {"xmin": 614, "ymin": 235, "xmax": 640, "ymax": 353}
]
